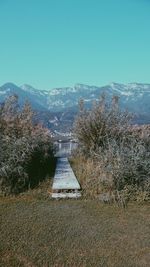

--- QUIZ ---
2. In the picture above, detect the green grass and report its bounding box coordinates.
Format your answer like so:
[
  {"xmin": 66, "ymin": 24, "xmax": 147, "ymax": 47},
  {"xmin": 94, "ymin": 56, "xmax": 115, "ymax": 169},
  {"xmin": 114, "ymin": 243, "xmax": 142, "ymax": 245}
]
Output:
[{"xmin": 0, "ymin": 180, "xmax": 150, "ymax": 267}]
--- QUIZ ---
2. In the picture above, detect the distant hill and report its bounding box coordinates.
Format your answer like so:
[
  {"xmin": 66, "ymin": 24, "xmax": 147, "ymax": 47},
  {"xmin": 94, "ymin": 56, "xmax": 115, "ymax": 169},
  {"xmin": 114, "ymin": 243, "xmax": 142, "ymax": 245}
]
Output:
[{"xmin": 0, "ymin": 82, "xmax": 150, "ymax": 132}]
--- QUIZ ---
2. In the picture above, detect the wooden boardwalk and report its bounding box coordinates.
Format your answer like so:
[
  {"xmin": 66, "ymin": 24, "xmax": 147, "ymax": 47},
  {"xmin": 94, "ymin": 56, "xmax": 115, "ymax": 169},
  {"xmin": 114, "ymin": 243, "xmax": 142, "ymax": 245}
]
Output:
[{"xmin": 52, "ymin": 157, "xmax": 81, "ymax": 199}]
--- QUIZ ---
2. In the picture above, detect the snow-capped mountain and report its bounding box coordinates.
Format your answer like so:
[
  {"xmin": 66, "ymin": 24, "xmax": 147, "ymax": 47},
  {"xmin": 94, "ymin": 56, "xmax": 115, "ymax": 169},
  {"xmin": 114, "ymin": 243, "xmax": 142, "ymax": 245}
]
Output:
[
  {"xmin": 47, "ymin": 82, "xmax": 150, "ymax": 114},
  {"xmin": 0, "ymin": 83, "xmax": 48, "ymax": 110},
  {"xmin": 0, "ymin": 82, "xmax": 150, "ymax": 129}
]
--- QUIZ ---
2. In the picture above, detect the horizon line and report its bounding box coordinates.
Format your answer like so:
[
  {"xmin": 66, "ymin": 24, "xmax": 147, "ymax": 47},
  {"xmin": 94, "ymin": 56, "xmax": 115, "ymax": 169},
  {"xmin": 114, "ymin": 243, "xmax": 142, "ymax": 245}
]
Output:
[{"xmin": 1, "ymin": 81, "xmax": 150, "ymax": 91}]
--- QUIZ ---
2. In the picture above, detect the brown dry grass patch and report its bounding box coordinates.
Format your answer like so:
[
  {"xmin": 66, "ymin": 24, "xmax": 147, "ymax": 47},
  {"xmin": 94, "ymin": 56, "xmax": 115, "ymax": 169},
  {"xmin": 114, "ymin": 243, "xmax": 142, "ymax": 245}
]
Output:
[{"xmin": 0, "ymin": 181, "xmax": 150, "ymax": 267}]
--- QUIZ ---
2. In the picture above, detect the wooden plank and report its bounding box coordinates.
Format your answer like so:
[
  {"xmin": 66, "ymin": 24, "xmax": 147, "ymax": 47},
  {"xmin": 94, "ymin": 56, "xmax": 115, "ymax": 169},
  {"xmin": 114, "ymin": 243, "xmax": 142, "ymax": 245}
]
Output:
[
  {"xmin": 51, "ymin": 192, "xmax": 81, "ymax": 199},
  {"xmin": 52, "ymin": 158, "xmax": 81, "ymax": 191},
  {"xmin": 51, "ymin": 157, "xmax": 81, "ymax": 199}
]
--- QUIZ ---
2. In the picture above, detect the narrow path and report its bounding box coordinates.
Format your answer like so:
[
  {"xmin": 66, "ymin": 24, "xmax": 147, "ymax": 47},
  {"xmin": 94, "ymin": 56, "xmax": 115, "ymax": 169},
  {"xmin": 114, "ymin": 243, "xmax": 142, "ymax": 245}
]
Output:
[{"xmin": 52, "ymin": 157, "xmax": 81, "ymax": 199}]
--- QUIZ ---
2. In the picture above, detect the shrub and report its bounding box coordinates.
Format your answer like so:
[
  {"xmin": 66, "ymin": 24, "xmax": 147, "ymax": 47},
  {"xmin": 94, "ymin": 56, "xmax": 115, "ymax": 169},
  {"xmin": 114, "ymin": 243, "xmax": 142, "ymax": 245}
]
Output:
[
  {"xmin": 73, "ymin": 95, "xmax": 150, "ymax": 203},
  {"xmin": 0, "ymin": 95, "xmax": 54, "ymax": 195}
]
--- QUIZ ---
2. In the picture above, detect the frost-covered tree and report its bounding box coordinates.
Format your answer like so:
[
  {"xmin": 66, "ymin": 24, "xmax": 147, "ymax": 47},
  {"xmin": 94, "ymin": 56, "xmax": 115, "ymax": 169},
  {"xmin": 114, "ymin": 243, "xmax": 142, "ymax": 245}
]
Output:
[
  {"xmin": 73, "ymin": 95, "xmax": 150, "ymax": 202},
  {"xmin": 0, "ymin": 96, "xmax": 54, "ymax": 195}
]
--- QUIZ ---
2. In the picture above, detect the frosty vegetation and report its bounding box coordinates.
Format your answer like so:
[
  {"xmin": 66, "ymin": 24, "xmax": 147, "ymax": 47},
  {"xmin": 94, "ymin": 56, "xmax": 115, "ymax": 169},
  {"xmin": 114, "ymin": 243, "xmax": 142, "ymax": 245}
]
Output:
[
  {"xmin": 0, "ymin": 95, "xmax": 54, "ymax": 195},
  {"xmin": 73, "ymin": 94, "xmax": 150, "ymax": 205}
]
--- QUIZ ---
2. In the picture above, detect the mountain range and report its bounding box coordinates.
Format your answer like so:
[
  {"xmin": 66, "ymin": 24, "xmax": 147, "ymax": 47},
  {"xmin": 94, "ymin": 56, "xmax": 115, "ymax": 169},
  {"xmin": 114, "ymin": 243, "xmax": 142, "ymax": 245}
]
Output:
[{"xmin": 0, "ymin": 82, "xmax": 150, "ymax": 132}]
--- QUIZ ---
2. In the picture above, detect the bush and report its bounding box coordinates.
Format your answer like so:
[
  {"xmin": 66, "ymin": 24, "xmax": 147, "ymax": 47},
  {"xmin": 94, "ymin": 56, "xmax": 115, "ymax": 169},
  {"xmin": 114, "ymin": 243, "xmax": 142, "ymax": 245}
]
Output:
[
  {"xmin": 0, "ymin": 95, "xmax": 54, "ymax": 195},
  {"xmin": 73, "ymin": 95, "xmax": 150, "ymax": 203}
]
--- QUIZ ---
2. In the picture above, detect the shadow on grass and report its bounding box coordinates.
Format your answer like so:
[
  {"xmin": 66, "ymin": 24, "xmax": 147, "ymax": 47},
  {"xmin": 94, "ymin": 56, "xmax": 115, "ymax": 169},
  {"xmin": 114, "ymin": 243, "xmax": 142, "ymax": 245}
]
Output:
[{"xmin": 27, "ymin": 152, "xmax": 57, "ymax": 189}]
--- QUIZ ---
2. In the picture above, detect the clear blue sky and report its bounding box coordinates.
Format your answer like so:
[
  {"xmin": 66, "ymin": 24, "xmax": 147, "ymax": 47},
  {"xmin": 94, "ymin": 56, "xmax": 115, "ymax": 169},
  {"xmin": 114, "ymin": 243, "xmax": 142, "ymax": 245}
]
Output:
[{"xmin": 0, "ymin": 0, "xmax": 150, "ymax": 89}]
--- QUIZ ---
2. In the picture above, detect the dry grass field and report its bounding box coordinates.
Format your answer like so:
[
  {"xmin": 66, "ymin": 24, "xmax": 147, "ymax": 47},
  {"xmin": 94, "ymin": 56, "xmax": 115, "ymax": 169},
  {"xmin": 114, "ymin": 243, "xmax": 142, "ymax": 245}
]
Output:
[{"xmin": 0, "ymin": 179, "xmax": 150, "ymax": 267}]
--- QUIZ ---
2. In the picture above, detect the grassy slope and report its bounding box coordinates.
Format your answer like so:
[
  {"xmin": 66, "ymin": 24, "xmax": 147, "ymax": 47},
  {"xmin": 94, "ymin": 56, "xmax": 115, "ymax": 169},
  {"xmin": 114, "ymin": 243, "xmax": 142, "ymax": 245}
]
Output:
[{"xmin": 0, "ymin": 180, "xmax": 150, "ymax": 267}]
